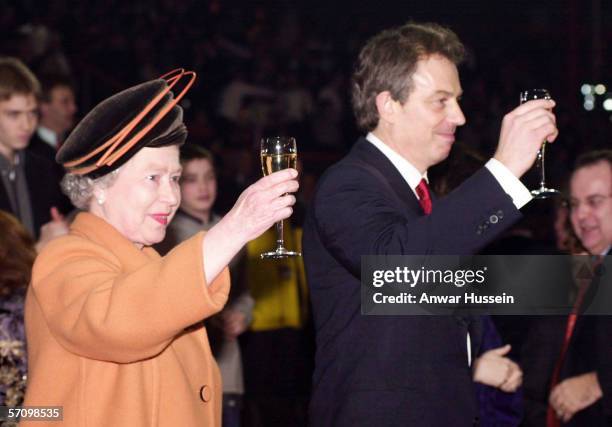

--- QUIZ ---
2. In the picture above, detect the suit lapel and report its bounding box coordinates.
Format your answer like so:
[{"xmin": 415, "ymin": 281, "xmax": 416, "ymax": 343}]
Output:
[{"xmin": 350, "ymin": 138, "xmax": 424, "ymax": 214}]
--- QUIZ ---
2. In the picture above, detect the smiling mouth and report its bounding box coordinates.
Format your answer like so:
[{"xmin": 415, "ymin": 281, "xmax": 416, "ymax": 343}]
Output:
[
  {"xmin": 150, "ymin": 214, "xmax": 169, "ymax": 225},
  {"xmin": 579, "ymin": 225, "xmax": 601, "ymax": 237}
]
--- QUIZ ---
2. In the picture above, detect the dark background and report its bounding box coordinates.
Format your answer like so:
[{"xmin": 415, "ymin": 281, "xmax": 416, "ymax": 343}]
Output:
[{"xmin": 1, "ymin": 0, "xmax": 610, "ymax": 203}]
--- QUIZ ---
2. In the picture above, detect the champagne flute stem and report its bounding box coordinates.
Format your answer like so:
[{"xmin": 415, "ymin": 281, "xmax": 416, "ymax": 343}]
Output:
[
  {"xmin": 539, "ymin": 142, "xmax": 546, "ymax": 188},
  {"xmin": 276, "ymin": 220, "xmax": 285, "ymax": 250}
]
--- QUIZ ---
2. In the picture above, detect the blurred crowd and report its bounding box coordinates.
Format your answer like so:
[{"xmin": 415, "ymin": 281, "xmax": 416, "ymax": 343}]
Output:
[{"xmin": 1, "ymin": 0, "xmax": 608, "ymax": 204}]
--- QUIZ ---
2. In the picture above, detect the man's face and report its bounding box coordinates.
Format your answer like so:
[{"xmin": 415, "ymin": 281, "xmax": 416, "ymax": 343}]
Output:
[
  {"xmin": 41, "ymin": 85, "xmax": 77, "ymax": 133},
  {"xmin": 0, "ymin": 93, "xmax": 38, "ymax": 160},
  {"xmin": 383, "ymin": 54, "xmax": 466, "ymax": 172},
  {"xmin": 569, "ymin": 161, "xmax": 612, "ymax": 255}
]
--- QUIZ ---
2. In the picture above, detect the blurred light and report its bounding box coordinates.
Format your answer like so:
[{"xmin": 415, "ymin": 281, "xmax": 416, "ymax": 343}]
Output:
[
  {"xmin": 603, "ymin": 98, "xmax": 612, "ymax": 111},
  {"xmin": 595, "ymin": 84, "xmax": 607, "ymax": 95},
  {"xmin": 585, "ymin": 94, "xmax": 595, "ymax": 102},
  {"xmin": 581, "ymin": 84, "xmax": 593, "ymax": 95},
  {"xmin": 584, "ymin": 100, "xmax": 595, "ymax": 111}
]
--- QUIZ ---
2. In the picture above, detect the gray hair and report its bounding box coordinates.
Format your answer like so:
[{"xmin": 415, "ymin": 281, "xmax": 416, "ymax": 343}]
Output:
[{"xmin": 61, "ymin": 169, "xmax": 120, "ymax": 210}]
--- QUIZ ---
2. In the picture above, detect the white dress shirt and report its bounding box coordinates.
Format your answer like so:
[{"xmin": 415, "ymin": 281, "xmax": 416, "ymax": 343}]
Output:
[
  {"xmin": 37, "ymin": 126, "xmax": 60, "ymax": 149},
  {"xmin": 366, "ymin": 132, "xmax": 532, "ymax": 208}
]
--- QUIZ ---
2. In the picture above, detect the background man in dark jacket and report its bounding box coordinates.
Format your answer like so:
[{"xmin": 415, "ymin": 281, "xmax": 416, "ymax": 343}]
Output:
[{"xmin": 0, "ymin": 57, "xmax": 68, "ymax": 248}]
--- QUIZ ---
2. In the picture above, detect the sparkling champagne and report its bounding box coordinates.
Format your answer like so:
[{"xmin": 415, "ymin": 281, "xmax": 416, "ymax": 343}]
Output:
[
  {"xmin": 259, "ymin": 136, "xmax": 300, "ymax": 259},
  {"xmin": 261, "ymin": 153, "xmax": 297, "ymax": 176}
]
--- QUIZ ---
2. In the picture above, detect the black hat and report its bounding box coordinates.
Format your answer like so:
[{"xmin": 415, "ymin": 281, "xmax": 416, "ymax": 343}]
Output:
[{"xmin": 57, "ymin": 69, "xmax": 196, "ymax": 179}]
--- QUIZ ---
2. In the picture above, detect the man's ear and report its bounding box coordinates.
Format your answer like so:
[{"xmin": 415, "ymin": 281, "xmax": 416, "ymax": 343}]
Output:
[{"xmin": 375, "ymin": 91, "xmax": 397, "ymax": 125}]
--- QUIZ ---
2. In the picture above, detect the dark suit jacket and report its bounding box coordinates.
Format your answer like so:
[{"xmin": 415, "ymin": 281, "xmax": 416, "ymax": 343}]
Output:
[
  {"xmin": 27, "ymin": 132, "xmax": 57, "ymax": 164},
  {"xmin": 302, "ymin": 138, "xmax": 523, "ymax": 427},
  {"xmin": 523, "ymin": 250, "xmax": 612, "ymax": 427},
  {"xmin": 0, "ymin": 149, "xmax": 69, "ymax": 239}
]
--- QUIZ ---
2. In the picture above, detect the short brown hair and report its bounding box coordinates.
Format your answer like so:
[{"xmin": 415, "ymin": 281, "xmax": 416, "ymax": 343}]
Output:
[
  {"xmin": 39, "ymin": 73, "xmax": 75, "ymax": 103},
  {"xmin": 180, "ymin": 144, "xmax": 215, "ymax": 170},
  {"xmin": 0, "ymin": 57, "xmax": 41, "ymax": 101},
  {"xmin": 352, "ymin": 22, "xmax": 465, "ymax": 132}
]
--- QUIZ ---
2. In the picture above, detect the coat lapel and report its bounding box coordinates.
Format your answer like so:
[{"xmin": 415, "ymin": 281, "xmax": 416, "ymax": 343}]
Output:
[{"xmin": 350, "ymin": 137, "xmax": 424, "ymax": 214}]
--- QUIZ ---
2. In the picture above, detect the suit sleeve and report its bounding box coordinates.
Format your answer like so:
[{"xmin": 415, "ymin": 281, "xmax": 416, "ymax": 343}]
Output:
[
  {"xmin": 30, "ymin": 232, "xmax": 229, "ymax": 363},
  {"xmin": 594, "ymin": 318, "xmax": 612, "ymax": 415},
  {"xmin": 312, "ymin": 165, "xmax": 522, "ymax": 277}
]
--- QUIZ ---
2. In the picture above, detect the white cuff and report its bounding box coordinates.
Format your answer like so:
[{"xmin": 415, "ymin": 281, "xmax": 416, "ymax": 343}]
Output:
[{"xmin": 485, "ymin": 158, "xmax": 532, "ymax": 209}]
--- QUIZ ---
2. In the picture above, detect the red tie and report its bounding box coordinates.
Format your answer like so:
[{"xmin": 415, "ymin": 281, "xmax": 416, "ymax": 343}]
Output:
[
  {"xmin": 415, "ymin": 179, "xmax": 432, "ymax": 215},
  {"xmin": 546, "ymin": 256, "xmax": 603, "ymax": 427}
]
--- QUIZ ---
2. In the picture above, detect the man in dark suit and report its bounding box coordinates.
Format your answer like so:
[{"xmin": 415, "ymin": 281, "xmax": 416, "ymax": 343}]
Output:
[
  {"xmin": 27, "ymin": 73, "xmax": 77, "ymax": 164},
  {"xmin": 0, "ymin": 57, "xmax": 68, "ymax": 248},
  {"xmin": 302, "ymin": 22, "xmax": 558, "ymax": 426},
  {"xmin": 26, "ymin": 73, "xmax": 76, "ymax": 215},
  {"xmin": 544, "ymin": 150, "xmax": 612, "ymax": 426}
]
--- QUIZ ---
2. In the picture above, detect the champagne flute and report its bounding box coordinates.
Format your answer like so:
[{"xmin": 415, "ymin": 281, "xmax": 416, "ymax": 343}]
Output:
[
  {"xmin": 520, "ymin": 89, "xmax": 561, "ymax": 199},
  {"xmin": 260, "ymin": 136, "xmax": 301, "ymax": 259}
]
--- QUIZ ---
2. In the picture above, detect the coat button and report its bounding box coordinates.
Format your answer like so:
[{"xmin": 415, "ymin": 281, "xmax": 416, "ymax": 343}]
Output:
[
  {"xmin": 199, "ymin": 385, "xmax": 211, "ymax": 402},
  {"xmin": 489, "ymin": 214, "xmax": 499, "ymax": 224}
]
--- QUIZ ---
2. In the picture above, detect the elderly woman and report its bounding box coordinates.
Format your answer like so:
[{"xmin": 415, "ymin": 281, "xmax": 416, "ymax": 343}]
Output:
[{"xmin": 22, "ymin": 71, "xmax": 298, "ymax": 426}]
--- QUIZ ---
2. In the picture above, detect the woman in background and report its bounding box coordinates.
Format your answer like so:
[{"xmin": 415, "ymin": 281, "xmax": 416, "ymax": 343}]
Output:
[
  {"xmin": 0, "ymin": 211, "xmax": 36, "ymax": 409},
  {"xmin": 159, "ymin": 145, "xmax": 252, "ymax": 427}
]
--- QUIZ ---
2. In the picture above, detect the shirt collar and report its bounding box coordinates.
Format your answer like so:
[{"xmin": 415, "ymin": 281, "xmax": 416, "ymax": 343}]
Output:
[
  {"xmin": 37, "ymin": 126, "xmax": 59, "ymax": 148},
  {"xmin": 366, "ymin": 132, "xmax": 427, "ymax": 195},
  {"xmin": 0, "ymin": 150, "xmax": 22, "ymax": 172}
]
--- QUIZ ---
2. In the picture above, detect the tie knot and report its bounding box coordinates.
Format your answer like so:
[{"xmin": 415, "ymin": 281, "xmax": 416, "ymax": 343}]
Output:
[
  {"xmin": 416, "ymin": 179, "xmax": 431, "ymax": 200},
  {"xmin": 415, "ymin": 179, "xmax": 432, "ymax": 215}
]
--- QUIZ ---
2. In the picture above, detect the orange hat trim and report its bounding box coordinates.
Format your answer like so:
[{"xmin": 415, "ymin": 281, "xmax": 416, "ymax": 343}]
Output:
[{"xmin": 64, "ymin": 68, "xmax": 196, "ymax": 175}]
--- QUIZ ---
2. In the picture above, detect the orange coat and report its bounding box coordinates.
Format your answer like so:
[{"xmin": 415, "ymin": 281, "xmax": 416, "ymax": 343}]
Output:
[{"xmin": 23, "ymin": 212, "xmax": 229, "ymax": 426}]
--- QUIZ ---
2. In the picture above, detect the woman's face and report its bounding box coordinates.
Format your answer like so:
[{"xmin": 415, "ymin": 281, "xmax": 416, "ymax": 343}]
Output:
[
  {"xmin": 93, "ymin": 146, "xmax": 182, "ymax": 248},
  {"xmin": 180, "ymin": 158, "xmax": 217, "ymax": 218}
]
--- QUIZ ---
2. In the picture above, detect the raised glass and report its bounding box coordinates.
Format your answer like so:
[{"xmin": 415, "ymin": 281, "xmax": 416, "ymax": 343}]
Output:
[
  {"xmin": 260, "ymin": 136, "xmax": 301, "ymax": 259},
  {"xmin": 519, "ymin": 89, "xmax": 561, "ymax": 199}
]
